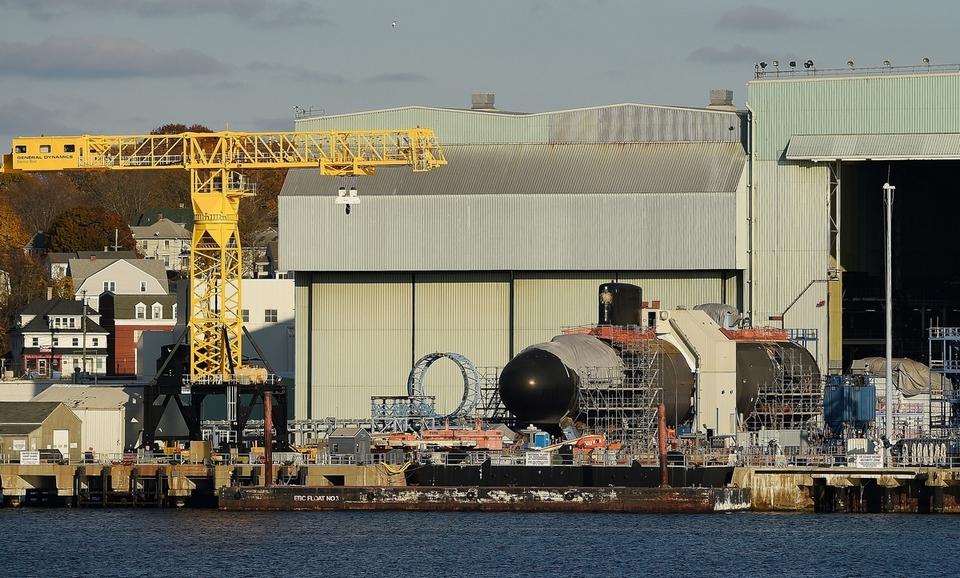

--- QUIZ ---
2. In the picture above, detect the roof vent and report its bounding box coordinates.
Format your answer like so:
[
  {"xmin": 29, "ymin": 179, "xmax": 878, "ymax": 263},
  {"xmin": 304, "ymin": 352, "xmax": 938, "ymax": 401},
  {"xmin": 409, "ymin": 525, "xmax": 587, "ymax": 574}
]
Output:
[
  {"xmin": 707, "ymin": 89, "xmax": 736, "ymax": 111},
  {"xmin": 471, "ymin": 92, "xmax": 495, "ymax": 110}
]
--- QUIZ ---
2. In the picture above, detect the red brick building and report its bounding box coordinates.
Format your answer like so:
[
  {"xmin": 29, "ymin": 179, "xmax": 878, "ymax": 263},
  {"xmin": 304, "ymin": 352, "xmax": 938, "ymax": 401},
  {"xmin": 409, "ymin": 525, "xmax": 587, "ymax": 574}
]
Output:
[{"xmin": 98, "ymin": 293, "xmax": 178, "ymax": 376}]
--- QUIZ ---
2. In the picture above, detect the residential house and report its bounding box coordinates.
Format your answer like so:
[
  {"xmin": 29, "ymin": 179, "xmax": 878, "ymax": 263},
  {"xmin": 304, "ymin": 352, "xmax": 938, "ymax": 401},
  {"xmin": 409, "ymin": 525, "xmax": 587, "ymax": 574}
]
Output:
[
  {"xmin": 23, "ymin": 232, "xmax": 48, "ymax": 257},
  {"xmin": 99, "ymin": 293, "xmax": 177, "ymax": 376},
  {"xmin": 69, "ymin": 257, "xmax": 168, "ymax": 311},
  {"xmin": 10, "ymin": 298, "xmax": 109, "ymax": 377},
  {"xmin": 46, "ymin": 251, "xmax": 137, "ymax": 280},
  {"xmin": 133, "ymin": 207, "xmax": 194, "ymax": 232},
  {"xmin": 130, "ymin": 218, "xmax": 191, "ymax": 273}
]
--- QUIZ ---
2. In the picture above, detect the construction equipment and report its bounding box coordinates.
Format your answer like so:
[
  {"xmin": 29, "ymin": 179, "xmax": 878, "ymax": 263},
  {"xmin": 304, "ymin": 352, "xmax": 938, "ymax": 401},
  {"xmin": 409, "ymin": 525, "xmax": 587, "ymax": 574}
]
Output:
[{"xmin": 2, "ymin": 129, "xmax": 446, "ymax": 447}]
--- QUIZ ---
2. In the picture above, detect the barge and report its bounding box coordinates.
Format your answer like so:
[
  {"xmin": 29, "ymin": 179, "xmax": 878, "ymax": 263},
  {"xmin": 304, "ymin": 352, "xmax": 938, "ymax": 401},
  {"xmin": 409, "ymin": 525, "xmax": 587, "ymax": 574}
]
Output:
[{"xmin": 218, "ymin": 485, "xmax": 751, "ymax": 513}]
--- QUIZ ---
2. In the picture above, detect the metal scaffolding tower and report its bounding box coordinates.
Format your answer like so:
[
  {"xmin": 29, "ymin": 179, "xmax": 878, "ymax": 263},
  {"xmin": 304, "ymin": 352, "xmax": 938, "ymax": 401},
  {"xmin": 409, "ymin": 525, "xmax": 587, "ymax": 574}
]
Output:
[
  {"xmin": 929, "ymin": 327, "xmax": 960, "ymax": 436},
  {"xmin": 578, "ymin": 335, "xmax": 663, "ymax": 451},
  {"xmin": 745, "ymin": 342, "xmax": 822, "ymax": 431},
  {"xmin": 476, "ymin": 366, "xmax": 514, "ymax": 425}
]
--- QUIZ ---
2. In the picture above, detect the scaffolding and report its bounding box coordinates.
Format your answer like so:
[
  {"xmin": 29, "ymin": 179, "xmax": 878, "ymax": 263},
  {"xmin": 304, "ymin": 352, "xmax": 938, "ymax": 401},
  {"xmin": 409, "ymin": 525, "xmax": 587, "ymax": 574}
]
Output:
[
  {"xmin": 929, "ymin": 327, "xmax": 960, "ymax": 436},
  {"xmin": 476, "ymin": 366, "xmax": 516, "ymax": 426},
  {"xmin": 745, "ymin": 342, "xmax": 822, "ymax": 431},
  {"xmin": 369, "ymin": 395, "xmax": 439, "ymax": 433},
  {"xmin": 577, "ymin": 334, "xmax": 662, "ymax": 451}
]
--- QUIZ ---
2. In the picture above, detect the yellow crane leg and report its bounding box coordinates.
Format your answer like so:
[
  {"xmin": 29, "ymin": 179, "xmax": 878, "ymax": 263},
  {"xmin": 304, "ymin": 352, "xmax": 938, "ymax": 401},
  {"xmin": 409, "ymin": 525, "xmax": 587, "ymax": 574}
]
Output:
[{"xmin": 188, "ymin": 168, "xmax": 245, "ymax": 382}]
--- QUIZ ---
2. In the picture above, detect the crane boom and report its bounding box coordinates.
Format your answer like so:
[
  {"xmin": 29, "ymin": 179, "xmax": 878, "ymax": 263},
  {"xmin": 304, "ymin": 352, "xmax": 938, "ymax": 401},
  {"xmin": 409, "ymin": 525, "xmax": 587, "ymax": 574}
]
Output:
[{"xmin": 2, "ymin": 129, "xmax": 446, "ymax": 384}]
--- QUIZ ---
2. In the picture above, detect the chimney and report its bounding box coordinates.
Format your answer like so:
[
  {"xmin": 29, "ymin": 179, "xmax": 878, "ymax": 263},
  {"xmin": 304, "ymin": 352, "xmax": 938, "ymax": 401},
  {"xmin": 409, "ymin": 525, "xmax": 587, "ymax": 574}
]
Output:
[
  {"xmin": 157, "ymin": 212, "xmax": 164, "ymax": 221},
  {"xmin": 706, "ymin": 89, "xmax": 736, "ymax": 111},
  {"xmin": 46, "ymin": 286, "xmax": 53, "ymax": 300},
  {"xmin": 471, "ymin": 92, "xmax": 495, "ymax": 111}
]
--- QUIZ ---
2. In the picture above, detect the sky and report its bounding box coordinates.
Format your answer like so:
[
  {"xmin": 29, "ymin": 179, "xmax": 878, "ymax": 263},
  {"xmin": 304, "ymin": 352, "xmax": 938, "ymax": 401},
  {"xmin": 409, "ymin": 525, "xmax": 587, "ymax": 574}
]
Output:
[{"xmin": 0, "ymin": 0, "xmax": 957, "ymax": 144}]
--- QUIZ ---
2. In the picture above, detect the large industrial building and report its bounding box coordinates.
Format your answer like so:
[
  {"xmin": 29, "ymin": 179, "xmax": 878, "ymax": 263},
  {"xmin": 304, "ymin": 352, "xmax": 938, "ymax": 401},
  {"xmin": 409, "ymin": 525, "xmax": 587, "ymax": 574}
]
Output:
[{"xmin": 280, "ymin": 69, "xmax": 960, "ymax": 421}]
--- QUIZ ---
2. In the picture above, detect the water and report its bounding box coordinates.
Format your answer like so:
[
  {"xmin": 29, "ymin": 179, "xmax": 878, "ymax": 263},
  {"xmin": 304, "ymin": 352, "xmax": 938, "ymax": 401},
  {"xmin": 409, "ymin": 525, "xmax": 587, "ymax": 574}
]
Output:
[{"xmin": 1, "ymin": 510, "xmax": 956, "ymax": 577}]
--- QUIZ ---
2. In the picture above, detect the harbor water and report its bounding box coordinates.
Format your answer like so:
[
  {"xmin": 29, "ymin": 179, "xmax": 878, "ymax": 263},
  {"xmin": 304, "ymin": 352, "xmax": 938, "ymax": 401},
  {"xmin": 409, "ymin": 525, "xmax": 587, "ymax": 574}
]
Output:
[{"xmin": 0, "ymin": 510, "xmax": 954, "ymax": 577}]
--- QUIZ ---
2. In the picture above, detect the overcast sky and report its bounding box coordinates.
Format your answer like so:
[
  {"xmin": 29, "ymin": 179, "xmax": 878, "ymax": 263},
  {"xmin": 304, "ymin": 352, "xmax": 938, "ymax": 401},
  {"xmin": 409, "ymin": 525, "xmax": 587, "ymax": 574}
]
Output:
[{"xmin": 0, "ymin": 0, "xmax": 956, "ymax": 144}]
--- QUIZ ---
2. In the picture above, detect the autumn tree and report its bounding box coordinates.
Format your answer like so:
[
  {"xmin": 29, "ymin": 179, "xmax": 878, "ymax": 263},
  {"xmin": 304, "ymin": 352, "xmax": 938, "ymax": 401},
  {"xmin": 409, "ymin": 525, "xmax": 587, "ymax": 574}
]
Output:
[
  {"xmin": 0, "ymin": 248, "xmax": 47, "ymax": 354},
  {"xmin": 46, "ymin": 207, "xmax": 137, "ymax": 253},
  {"xmin": 2, "ymin": 172, "xmax": 86, "ymax": 233},
  {"xmin": 0, "ymin": 194, "xmax": 30, "ymax": 250}
]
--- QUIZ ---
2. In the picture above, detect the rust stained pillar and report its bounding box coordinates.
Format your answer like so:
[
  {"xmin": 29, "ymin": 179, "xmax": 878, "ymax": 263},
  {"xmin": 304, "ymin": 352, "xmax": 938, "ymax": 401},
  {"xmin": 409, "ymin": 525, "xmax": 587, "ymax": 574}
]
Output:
[
  {"xmin": 658, "ymin": 403, "xmax": 669, "ymax": 488},
  {"xmin": 264, "ymin": 390, "xmax": 273, "ymax": 487}
]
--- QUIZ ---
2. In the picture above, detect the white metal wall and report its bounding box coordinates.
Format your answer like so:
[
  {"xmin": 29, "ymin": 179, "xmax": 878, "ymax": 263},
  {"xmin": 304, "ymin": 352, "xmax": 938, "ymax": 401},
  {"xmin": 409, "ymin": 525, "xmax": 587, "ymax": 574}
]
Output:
[{"xmin": 74, "ymin": 408, "xmax": 125, "ymax": 455}]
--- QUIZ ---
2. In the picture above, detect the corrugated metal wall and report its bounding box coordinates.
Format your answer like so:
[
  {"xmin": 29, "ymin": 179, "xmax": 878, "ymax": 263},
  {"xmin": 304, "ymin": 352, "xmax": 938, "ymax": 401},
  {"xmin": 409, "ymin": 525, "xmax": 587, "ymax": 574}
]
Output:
[
  {"xmin": 749, "ymin": 73, "xmax": 960, "ymax": 161},
  {"xmin": 749, "ymin": 159, "xmax": 831, "ymax": 369},
  {"xmin": 413, "ymin": 273, "xmax": 510, "ymax": 414},
  {"xmin": 280, "ymin": 193, "xmax": 736, "ymax": 273},
  {"xmin": 309, "ymin": 274, "xmax": 412, "ymax": 419},
  {"xmin": 294, "ymin": 271, "xmax": 734, "ymax": 420},
  {"xmin": 76, "ymin": 408, "xmax": 125, "ymax": 455},
  {"xmin": 295, "ymin": 104, "xmax": 741, "ymax": 145}
]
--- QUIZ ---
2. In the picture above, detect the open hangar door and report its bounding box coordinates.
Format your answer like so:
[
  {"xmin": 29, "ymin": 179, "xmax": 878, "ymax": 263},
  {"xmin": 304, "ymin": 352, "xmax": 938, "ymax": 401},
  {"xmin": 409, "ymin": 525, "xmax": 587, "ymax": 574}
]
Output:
[{"xmin": 839, "ymin": 159, "xmax": 960, "ymax": 365}]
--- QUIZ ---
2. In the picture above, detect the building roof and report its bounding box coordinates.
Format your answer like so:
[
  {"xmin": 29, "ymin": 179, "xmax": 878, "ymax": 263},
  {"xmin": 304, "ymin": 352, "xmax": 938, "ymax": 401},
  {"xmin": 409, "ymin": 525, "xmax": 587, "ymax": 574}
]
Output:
[
  {"xmin": 20, "ymin": 298, "xmax": 94, "ymax": 317},
  {"xmin": 20, "ymin": 315, "xmax": 107, "ymax": 335},
  {"xmin": 48, "ymin": 251, "xmax": 137, "ymax": 265},
  {"xmin": 25, "ymin": 231, "xmax": 48, "ymax": 251},
  {"xmin": 99, "ymin": 293, "xmax": 177, "ymax": 320},
  {"xmin": 33, "ymin": 386, "xmax": 129, "ymax": 410},
  {"xmin": 134, "ymin": 207, "xmax": 194, "ymax": 230},
  {"xmin": 130, "ymin": 218, "xmax": 191, "ymax": 240},
  {"xmin": 294, "ymin": 102, "xmax": 743, "ymax": 146},
  {"xmin": 785, "ymin": 132, "xmax": 960, "ymax": 161},
  {"xmin": 0, "ymin": 401, "xmax": 63, "ymax": 426},
  {"xmin": 281, "ymin": 142, "xmax": 745, "ymax": 197},
  {"xmin": 69, "ymin": 258, "xmax": 169, "ymax": 291}
]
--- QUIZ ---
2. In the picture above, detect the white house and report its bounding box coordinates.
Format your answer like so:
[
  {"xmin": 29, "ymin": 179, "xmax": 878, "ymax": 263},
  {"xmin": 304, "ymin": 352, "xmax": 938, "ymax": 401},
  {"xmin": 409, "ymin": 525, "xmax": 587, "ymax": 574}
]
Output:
[
  {"xmin": 11, "ymin": 299, "xmax": 109, "ymax": 376},
  {"xmin": 130, "ymin": 218, "xmax": 191, "ymax": 273},
  {"xmin": 69, "ymin": 257, "xmax": 169, "ymax": 311},
  {"xmin": 137, "ymin": 278, "xmax": 294, "ymax": 379}
]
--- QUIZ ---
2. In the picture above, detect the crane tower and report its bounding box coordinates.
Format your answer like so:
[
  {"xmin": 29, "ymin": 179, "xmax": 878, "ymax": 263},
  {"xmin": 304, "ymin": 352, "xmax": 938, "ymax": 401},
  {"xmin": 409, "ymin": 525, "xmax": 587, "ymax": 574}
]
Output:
[{"xmin": 2, "ymin": 129, "xmax": 446, "ymax": 447}]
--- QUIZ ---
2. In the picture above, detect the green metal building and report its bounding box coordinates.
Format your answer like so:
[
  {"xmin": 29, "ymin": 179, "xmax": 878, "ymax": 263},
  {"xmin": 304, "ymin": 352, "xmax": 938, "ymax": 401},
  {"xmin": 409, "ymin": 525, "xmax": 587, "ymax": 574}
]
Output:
[{"xmin": 281, "ymin": 73, "xmax": 960, "ymax": 421}]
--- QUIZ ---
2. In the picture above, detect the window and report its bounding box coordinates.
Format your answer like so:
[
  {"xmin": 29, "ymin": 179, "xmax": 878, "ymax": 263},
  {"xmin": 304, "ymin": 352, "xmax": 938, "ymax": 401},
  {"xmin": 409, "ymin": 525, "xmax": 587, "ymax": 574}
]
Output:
[
  {"xmin": 103, "ymin": 281, "xmax": 116, "ymax": 292},
  {"xmin": 72, "ymin": 338, "xmax": 79, "ymax": 347},
  {"xmin": 39, "ymin": 144, "xmax": 51, "ymax": 153},
  {"xmin": 69, "ymin": 317, "xmax": 76, "ymax": 328},
  {"xmin": 152, "ymin": 303, "xmax": 163, "ymax": 319},
  {"xmin": 241, "ymin": 309, "xmax": 249, "ymax": 322},
  {"xmin": 92, "ymin": 338, "xmax": 99, "ymax": 346},
  {"xmin": 140, "ymin": 281, "xmax": 147, "ymax": 293},
  {"xmin": 96, "ymin": 358, "xmax": 104, "ymax": 371},
  {"xmin": 163, "ymin": 255, "xmax": 170, "ymax": 268},
  {"xmin": 14, "ymin": 145, "xmax": 26, "ymax": 153},
  {"xmin": 31, "ymin": 337, "xmax": 39, "ymax": 347},
  {"xmin": 53, "ymin": 338, "xmax": 59, "ymax": 347},
  {"xmin": 64, "ymin": 144, "xmax": 75, "ymax": 153},
  {"xmin": 164, "ymin": 240, "xmax": 170, "ymax": 249},
  {"xmin": 264, "ymin": 309, "xmax": 278, "ymax": 323},
  {"xmin": 135, "ymin": 303, "xmax": 146, "ymax": 320}
]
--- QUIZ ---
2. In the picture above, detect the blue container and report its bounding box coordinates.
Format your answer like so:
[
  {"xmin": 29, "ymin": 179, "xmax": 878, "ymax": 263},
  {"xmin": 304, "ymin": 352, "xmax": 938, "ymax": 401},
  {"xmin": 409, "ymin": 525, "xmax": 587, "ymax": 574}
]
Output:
[
  {"xmin": 532, "ymin": 432, "xmax": 550, "ymax": 448},
  {"xmin": 823, "ymin": 377, "xmax": 876, "ymax": 433}
]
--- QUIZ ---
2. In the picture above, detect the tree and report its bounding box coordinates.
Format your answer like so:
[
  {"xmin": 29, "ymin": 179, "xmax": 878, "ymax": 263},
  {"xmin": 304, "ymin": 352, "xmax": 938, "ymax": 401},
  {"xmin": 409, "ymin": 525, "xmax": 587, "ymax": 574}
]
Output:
[
  {"xmin": 151, "ymin": 123, "xmax": 212, "ymax": 135},
  {"xmin": 0, "ymin": 248, "xmax": 47, "ymax": 354},
  {"xmin": 46, "ymin": 207, "xmax": 137, "ymax": 253},
  {"xmin": 3, "ymin": 172, "xmax": 86, "ymax": 233},
  {"xmin": 0, "ymin": 194, "xmax": 29, "ymax": 250}
]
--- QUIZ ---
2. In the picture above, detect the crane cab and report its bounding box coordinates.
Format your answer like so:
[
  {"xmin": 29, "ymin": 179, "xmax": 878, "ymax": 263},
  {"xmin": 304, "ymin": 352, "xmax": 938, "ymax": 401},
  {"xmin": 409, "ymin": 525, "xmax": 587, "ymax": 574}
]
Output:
[{"xmin": 6, "ymin": 136, "xmax": 86, "ymax": 171}]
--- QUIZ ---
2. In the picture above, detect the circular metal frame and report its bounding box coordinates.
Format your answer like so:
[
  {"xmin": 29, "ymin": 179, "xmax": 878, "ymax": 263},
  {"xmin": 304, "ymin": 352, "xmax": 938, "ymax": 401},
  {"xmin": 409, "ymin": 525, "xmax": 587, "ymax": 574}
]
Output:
[{"xmin": 406, "ymin": 352, "xmax": 481, "ymax": 419}]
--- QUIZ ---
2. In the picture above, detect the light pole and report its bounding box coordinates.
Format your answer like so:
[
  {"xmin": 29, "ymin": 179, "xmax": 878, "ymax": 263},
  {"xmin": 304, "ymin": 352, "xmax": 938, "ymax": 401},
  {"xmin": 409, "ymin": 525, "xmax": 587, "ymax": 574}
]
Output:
[{"xmin": 883, "ymin": 182, "xmax": 895, "ymax": 443}]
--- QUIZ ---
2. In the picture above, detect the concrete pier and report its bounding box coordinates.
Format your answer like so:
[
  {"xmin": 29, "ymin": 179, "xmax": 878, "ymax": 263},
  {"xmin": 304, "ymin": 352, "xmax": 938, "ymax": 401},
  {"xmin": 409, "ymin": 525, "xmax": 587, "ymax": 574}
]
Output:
[{"xmin": 733, "ymin": 466, "xmax": 960, "ymax": 513}]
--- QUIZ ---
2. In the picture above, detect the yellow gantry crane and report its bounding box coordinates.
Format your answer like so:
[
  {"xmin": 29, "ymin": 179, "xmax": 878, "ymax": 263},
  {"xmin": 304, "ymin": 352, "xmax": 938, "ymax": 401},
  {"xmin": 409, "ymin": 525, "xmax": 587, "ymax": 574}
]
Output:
[{"xmin": 2, "ymin": 129, "xmax": 446, "ymax": 384}]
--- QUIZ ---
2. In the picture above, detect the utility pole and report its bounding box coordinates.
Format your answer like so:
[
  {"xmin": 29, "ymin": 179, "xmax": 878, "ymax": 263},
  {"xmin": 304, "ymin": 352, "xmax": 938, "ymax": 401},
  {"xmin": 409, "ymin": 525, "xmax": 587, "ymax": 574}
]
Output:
[
  {"xmin": 81, "ymin": 290, "xmax": 88, "ymax": 380},
  {"xmin": 883, "ymin": 182, "xmax": 895, "ymax": 443}
]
